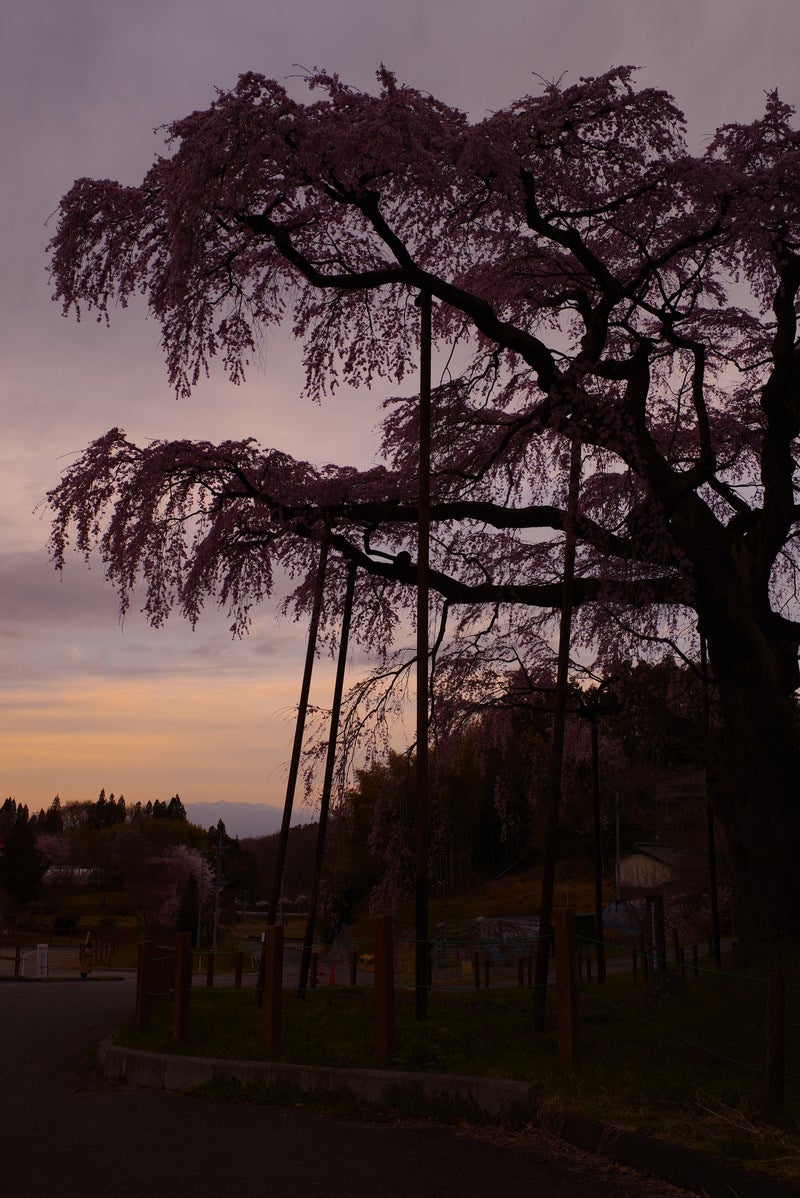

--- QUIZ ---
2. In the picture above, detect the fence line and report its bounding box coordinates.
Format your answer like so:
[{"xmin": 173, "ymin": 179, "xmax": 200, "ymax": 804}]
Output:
[{"xmin": 132, "ymin": 912, "xmax": 794, "ymax": 1115}]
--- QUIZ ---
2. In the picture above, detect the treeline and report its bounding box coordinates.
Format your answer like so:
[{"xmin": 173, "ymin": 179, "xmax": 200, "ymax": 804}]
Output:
[
  {"xmin": 0, "ymin": 790, "xmax": 189, "ymax": 837},
  {"xmin": 0, "ymin": 790, "xmax": 258, "ymax": 924},
  {"xmin": 327, "ymin": 657, "xmax": 714, "ymax": 921}
]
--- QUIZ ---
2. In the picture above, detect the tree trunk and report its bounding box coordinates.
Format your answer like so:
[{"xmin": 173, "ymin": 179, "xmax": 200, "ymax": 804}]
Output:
[{"xmin": 705, "ymin": 624, "xmax": 800, "ymax": 958}]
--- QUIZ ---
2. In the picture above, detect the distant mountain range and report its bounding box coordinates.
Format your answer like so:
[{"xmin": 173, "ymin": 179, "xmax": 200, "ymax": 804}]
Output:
[{"xmin": 182, "ymin": 801, "xmax": 303, "ymax": 840}]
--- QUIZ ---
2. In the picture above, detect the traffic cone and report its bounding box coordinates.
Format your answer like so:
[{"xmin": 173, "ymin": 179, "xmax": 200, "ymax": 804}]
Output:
[{"xmin": 328, "ymin": 964, "xmax": 336, "ymax": 985}]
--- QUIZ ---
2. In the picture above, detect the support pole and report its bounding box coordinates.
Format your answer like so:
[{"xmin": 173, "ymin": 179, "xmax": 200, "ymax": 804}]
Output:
[
  {"xmin": 534, "ymin": 439, "xmax": 581, "ymax": 1031},
  {"xmin": 262, "ymin": 925, "xmax": 283, "ymax": 1053},
  {"xmin": 267, "ymin": 536, "xmax": 330, "ymax": 926},
  {"xmin": 374, "ymin": 916, "xmax": 395, "ymax": 1062},
  {"xmin": 298, "ymin": 560, "xmax": 357, "ymax": 997},
  {"xmin": 415, "ymin": 290, "xmax": 432, "ymax": 1021},
  {"xmin": 700, "ymin": 634, "xmax": 722, "ymax": 969},
  {"xmin": 590, "ymin": 705, "xmax": 606, "ymax": 982},
  {"xmin": 554, "ymin": 908, "xmax": 579, "ymax": 1068}
]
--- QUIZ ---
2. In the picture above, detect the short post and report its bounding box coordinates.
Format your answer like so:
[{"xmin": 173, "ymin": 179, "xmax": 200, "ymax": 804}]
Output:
[
  {"xmin": 349, "ymin": 950, "xmax": 358, "ymax": 987},
  {"xmin": 136, "ymin": 940, "xmax": 154, "ymax": 1030},
  {"xmin": 554, "ymin": 908, "xmax": 579, "ymax": 1068},
  {"xmin": 262, "ymin": 925, "xmax": 283, "ymax": 1053},
  {"xmin": 310, "ymin": 951, "xmax": 318, "ymax": 987},
  {"xmin": 172, "ymin": 932, "xmax": 191, "ymax": 1046},
  {"xmin": 374, "ymin": 916, "xmax": 395, "ymax": 1063},
  {"xmin": 206, "ymin": 950, "xmax": 215, "ymax": 988},
  {"xmin": 766, "ymin": 972, "xmax": 785, "ymax": 1116}
]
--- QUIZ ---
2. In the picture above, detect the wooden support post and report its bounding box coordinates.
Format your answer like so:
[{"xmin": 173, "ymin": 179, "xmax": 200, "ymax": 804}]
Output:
[
  {"xmin": 262, "ymin": 925, "xmax": 283, "ymax": 1053},
  {"xmin": 206, "ymin": 950, "xmax": 215, "ymax": 988},
  {"xmin": 766, "ymin": 972, "xmax": 786, "ymax": 1116},
  {"xmin": 172, "ymin": 932, "xmax": 191, "ymax": 1047},
  {"xmin": 234, "ymin": 951, "xmax": 243, "ymax": 988},
  {"xmin": 136, "ymin": 940, "xmax": 153, "ymax": 1030},
  {"xmin": 350, "ymin": 950, "xmax": 358, "ymax": 987},
  {"xmin": 554, "ymin": 908, "xmax": 579, "ymax": 1068},
  {"xmin": 374, "ymin": 916, "xmax": 395, "ymax": 1063},
  {"xmin": 310, "ymin": 952, "xmax": 318, "ymax": 987},
  {"xmin": 638, "ymin": 931, "xmax": 649, "ymax": 980}
]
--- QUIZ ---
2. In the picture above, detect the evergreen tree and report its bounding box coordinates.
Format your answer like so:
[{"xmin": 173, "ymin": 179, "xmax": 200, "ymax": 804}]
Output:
[{"xmin": 0, "ymin": 806, "xmax": 46, "ymax": 909}]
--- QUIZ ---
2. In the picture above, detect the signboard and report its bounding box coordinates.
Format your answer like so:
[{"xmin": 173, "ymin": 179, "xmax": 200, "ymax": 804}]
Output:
[{"xmin": 36, "ymin": 943, "xmax": 48, "ymax": 979}]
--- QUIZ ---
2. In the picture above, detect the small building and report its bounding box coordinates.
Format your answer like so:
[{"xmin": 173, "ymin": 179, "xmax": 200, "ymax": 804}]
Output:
[{"xmin": 619, "ymin": 843, "xmax": 707, "ymax": 898}]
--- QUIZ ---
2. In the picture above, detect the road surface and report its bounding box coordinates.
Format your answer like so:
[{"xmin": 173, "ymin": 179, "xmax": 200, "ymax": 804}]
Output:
[{"xmin": 0, "ymin": 976, "xmax": 693, "ymax": 1197}]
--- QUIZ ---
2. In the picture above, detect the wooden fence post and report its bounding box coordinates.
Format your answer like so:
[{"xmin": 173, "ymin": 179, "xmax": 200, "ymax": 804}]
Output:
[
  {"xmin": 374, "ymin": 916, "xmax": 395, "ymax": 1063},
  {"xmin": 136, "ymin": 940, "xmax": 154, "ymax": 1030},
  {"xmin": 172, "ymin": 932, "xmax": 191, "ymax": 1046},
  {"xmin": 766, "ymin": 972, "xmax": 785, "ymax": 1116},
  {"xmin": 262, "ymin": 925, "xmax": 283, "ymax": 1052},
  {"xmin": 554, "ymin": 908, "xmax": 579, "ymax": 1068}
]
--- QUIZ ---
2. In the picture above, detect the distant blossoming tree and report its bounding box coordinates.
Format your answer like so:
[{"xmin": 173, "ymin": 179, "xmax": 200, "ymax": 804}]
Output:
[{"xmin": 47, "ymin": 66, "xmax": 800, "ymax": 954}]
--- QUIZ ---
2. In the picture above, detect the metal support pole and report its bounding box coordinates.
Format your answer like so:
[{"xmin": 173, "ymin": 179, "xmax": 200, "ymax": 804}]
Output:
[
  {"xmin": 534, "ymin": 439, "xmax": 581, "ymax": 1031},
  {"xmin": 415, "ymin": 290, "xmax": 432, "ymax": 1021},
  {"xmin": 298, "ymin": 560, "xmax": 357, "ymax": 997}
]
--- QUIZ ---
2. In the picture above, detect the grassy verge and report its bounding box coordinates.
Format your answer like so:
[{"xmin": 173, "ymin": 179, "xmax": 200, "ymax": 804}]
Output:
[{"xmin": 115, "ymin": 953, "xmax": 800, "ymax": 1183}]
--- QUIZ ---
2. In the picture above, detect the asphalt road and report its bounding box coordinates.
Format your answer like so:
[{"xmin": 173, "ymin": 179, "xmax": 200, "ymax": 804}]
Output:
[{"xmin": 0, "ymin": 977, "xmax": 693, "ymax": 1197}]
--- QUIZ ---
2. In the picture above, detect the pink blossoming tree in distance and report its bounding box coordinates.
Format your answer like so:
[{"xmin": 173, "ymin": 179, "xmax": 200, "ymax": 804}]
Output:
[{"xmin": 47, "ymin": 67, "xmax": 800, "ymax": 957}]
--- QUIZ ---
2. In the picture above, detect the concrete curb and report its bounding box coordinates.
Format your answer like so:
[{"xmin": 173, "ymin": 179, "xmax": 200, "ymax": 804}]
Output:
[{"xmin": 98, "ymin": 1039, "xmax": 800, "ymax": 1197}]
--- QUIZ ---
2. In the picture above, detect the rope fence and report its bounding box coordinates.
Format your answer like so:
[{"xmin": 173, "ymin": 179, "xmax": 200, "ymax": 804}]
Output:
[{"xmin": 131, "ymin": 912, "xmax": 797, "ymax": 1115}]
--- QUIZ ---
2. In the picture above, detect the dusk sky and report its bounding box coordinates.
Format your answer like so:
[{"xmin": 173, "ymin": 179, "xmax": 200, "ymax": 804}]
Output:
[{"xmin": 2, "ymin": 0, "xmax": 798, "ymax": 832}]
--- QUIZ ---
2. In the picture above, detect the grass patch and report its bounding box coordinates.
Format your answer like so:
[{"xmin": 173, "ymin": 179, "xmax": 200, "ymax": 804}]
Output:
[{"xmin": 115, "ymin": 955, "xmax": 800, "ymax": 1184}]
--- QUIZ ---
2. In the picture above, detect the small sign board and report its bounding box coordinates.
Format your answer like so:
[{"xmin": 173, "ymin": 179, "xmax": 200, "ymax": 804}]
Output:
[{"xmin": 36, "ymin": 943, "xmax": 48, "ymax": 979}]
